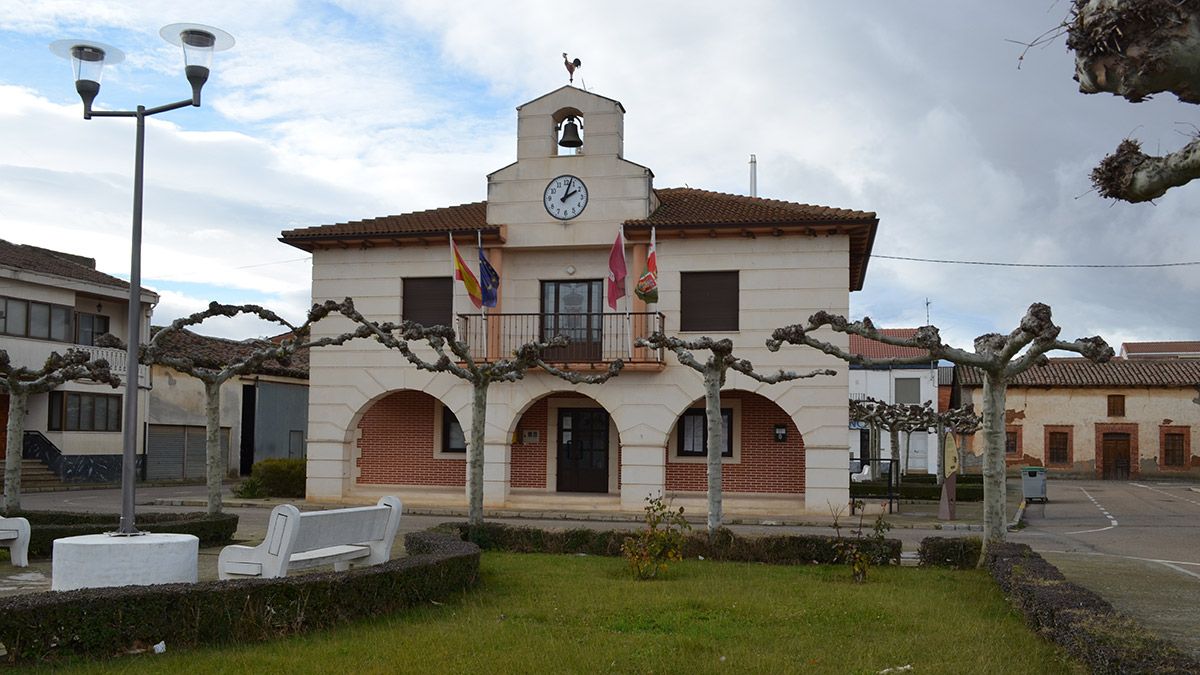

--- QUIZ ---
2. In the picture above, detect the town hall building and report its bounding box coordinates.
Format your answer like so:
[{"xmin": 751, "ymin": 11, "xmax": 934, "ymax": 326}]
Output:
[{"xmin": 280, "ymin": 85, "xmax": 880, "ymax": 516}]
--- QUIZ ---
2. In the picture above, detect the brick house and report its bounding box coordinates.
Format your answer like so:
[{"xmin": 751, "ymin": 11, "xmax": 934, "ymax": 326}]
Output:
[
  {"xmin": 280, "ymin": 85, "xmax": 880, "ymax": 515},
  {"xmin": 958, "ymin": 359, "xmax": 1200, "ymax": 478},
  {"xmin": 0, "ymin": 239, "xmax": 156, "ymax": 483}
]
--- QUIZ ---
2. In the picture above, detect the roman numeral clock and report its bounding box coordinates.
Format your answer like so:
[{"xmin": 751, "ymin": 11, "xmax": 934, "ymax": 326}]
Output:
[{"xmin": 544, "ymin": 174, "xmax": 588, "ymax": 220}]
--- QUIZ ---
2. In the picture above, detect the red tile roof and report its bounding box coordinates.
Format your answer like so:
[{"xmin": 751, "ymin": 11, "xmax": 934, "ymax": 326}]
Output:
[
  {"xmin": 958, "ymin": 358, "xmax": 1200, "ymax": 388},
  {"xmin": 0, "ymin": 239, "xmax": 132, "ymax": 290},
  {"xmin": 279, "ymin": 187, "xmax": 879, "ymax": 289},
  {"xmin": 1120, "ymin": 341, "xmax": 1200, "ymax": 358},
  {"xmin": 849, "ymin": 329, "xmax": 934, "ymax": 360},
  {"xmin": 628, "ymin": 188, "xmax": 876, "ymax": 226},
  {"xmin": 152, "ymin": 328, "xmax": 309, "ymax": 380}
]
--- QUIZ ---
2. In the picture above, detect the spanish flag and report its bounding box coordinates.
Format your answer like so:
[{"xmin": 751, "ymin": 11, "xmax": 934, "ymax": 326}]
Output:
[{"xmin": 450, "ymin": 234, "xmax": 483, "ymax": 309}]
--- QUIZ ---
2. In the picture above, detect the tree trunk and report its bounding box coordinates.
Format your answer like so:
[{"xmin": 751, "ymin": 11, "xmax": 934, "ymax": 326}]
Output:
[
  {"xmin": 703, "ymin": 366, "xmax": 724, "ymax": 535},
  {"xmin": 204, "ymin": 380, "xmax": 224, "ymax": 516},
  {"xmin": 4, "ymin": 392, "xmax": 26, "ymax": 513},
  {"xmin": 468, "ymin": 381, "xmax": 489, "ymax": 527},
  {"xmin": 903, "ymin": 431, "xmax": 912, "ymax": 476},
  {"xmin": 979, "ymin": 372, "xmax": 1009, "ymax": 563},
  {"xmin": 936, "ymin": 424, "xmax": 946, "ymax": 486}
]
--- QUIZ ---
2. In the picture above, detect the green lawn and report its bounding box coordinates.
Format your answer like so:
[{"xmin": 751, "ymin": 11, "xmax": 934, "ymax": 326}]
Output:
[{"xmin": 54, "ymin": 553, "xmax": 1079, "ymax": 674}]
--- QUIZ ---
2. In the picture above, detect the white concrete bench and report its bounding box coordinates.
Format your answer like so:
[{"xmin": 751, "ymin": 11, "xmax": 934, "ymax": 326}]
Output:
[
  {"xmin": 0, "ymin": 517, "xmax": 30, "ymax": 567},
  {"xmin": 217, "ymin": 496, "xmax": 402, "ymax": 580}
]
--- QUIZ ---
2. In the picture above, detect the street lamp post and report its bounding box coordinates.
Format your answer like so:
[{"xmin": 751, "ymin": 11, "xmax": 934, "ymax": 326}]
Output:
[{"xmin": 51, "ymin": 24, "xmax": 234, "ymax": 536}]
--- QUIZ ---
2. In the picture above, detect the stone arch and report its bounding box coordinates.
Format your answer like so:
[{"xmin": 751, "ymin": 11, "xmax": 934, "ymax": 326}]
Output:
[
  {"xmin": 663, "ymin": 389, "xmax": 806, "ymax": 495},
  {"xmin": 351, "ymin": 388, "xmax": 467, "ymax": 488},
  {"xmin": 506, "ymin": 387, "xmax": 620, "ymax": 493}
]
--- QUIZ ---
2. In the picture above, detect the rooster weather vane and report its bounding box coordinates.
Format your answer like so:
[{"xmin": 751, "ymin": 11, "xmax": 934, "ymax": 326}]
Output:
[{"xmin": 563, "ymin": 53, "xmax": 581, "ymax": 83}]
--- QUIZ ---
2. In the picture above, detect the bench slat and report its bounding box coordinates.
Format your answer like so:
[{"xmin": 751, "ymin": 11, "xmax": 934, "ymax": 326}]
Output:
[
  {"xmin": 223, "ymin": 561, "xmax": 263, "ymax": 576},
  {"xmin": 290, "ymin": 507, "xmax": 390, "ymax": 554}
]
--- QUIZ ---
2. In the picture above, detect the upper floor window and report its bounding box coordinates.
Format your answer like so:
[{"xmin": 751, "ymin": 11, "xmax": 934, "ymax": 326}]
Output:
[
  {"xmin": 48, "ymin": 391, "xmax": 122, "ymax": 432},
  {"xmin": 678, "ymin": 407, "xmax": 733, "ymax": 457},
  {"xmin": 894, "ymin": 377, "xmax": 921, "ymax": 405},
  {"xmin": 76, "ymin": 312, "xmax": 110, "ymax": 346},
  {"xmin": 1106, "ymin": 394, "xmax": 1125, "ymax": 417},
  {"xmin": 402, "ymin": 277, "xmax": 452, "ymax": 328},
  {"xmin": 680, "ymin": 271, "xmax": 738, "ymax": 332},
  {"xmin": 0, "ymin": 297, "xmax": 73, "ymax": 342}
]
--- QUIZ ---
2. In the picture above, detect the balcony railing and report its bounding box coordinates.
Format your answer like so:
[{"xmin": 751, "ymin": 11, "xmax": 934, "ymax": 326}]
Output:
[
  {"xmin": 71, "ymin": 344, "xmax": 150, "ymax": 387},
  {"xmin": 457, "ymin": 312, "xmax": 666, "ymax": 365}
]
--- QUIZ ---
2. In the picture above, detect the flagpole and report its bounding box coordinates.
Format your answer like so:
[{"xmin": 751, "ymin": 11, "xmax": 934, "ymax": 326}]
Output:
[
  {"xmin": 477, "ymin": 229, "xmax": 487, "ymax": 360},
  {"xmin": 622, "ymin": 227, "xmax": 632, "ymax": 360}
]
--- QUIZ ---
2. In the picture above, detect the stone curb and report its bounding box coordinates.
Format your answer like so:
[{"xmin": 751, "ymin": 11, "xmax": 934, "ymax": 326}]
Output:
[{"xmin": 1007, "ymin": 499, "xmax": 1027, "ymax": 532}]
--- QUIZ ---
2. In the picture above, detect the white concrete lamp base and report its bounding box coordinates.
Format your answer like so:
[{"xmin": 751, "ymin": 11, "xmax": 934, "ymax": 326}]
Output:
[{"xmin": 52, "ymin": 533, "xmax": 199, "ymax": 592}]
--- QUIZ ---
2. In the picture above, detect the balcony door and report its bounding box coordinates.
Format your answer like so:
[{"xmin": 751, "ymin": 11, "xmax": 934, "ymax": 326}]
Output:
[{"xmin": 541, "ymin": 280, "xmax": 602, "ymax": 362}]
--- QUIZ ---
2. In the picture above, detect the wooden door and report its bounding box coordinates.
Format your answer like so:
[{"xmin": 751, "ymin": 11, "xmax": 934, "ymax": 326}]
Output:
[
  {"xmin": 556, "ymin": 408, "xmax": 609, "ymax": 493},
  {"xmin": 1102, "ymin": 433, "xmax": 1131, "ymax": 480}
]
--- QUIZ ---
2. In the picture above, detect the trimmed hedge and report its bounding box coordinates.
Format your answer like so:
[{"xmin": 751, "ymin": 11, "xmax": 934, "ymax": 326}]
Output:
[
  {"xmin": 250, "ymin": 458, "xmax": 306, "ymax": 498},
  {"xmin": 0, "ymin": 531, "xmax": 479, "ymax": 665},
  {"xmin": 851, "ymin": 481, "xmax": 983, "ymax": 501},
  {"xmin": 6, "ymin": 511, "xmax": 239, "ymax": 559},
  {"xmin": 437, "ymin": 522, "xmax": 902, "ymax": 566},
  {"xmin": 985, "ymin": 542, "xmax": 1200, "ymax": 674},
  {"xmin": 917, "ymin": 536, "xmax": 981, "ymax": 569}
]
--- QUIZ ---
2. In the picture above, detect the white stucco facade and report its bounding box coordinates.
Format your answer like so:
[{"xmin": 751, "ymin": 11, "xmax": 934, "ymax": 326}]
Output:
[{"xmin": 288, "ymin": 86, "xmax": 880, "ymax": 516}]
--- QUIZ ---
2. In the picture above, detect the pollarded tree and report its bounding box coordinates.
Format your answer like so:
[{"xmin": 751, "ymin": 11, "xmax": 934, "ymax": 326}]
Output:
[
  {"xmin": 935, "ymin": 403, "xmax": 983, "ymax": 482},
  {"xmin": 340, "ymin": 300, "xmax": 623, "ymax": 527},
  {"xmin": 637, "ymin": 333, "xmax": 836, "ymax": 535},
  {"xmin": 110, "ymin": 299, "xmax": 370, "ymax": 516},
  {"xmin": 0, "ymin": 349, "xmax": 120, "ymax": 512},
  {"xmin": 851, "ymin": 397, "xmax": 938, "ymax": 476},
  {"xmin": 768, "ymin": 303, "xmax": 1113, "ymax": 557},
  {"xmin": 1066, "ymin": 0, "xmax": 1200, "ymax": 201}
]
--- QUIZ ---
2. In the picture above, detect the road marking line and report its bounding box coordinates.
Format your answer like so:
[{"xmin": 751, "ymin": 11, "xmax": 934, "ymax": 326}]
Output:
[
  {"xmin": 1068, "ymin": 487, "xmax": 1118, "ymax": 534},
  {"xmin": 1131, "ymin": 482, "xmax": 1200, "ymax": 508},
  {"xmin": 1041, "ymin": 550, "xmax": 1200, "ymax": 581}
]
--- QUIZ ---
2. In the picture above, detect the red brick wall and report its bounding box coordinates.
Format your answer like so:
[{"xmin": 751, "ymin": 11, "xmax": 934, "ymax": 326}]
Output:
[
  {"xmin": 356, "ymin": 390, "xmax": 464, "ymax": 486},
  {"xmin": 665, "ymin": 392, "xmax": 805, "ymax": 494},
  {"xmin": 512, "ymin": 398, "xmax": 547, "ymax": 488}
]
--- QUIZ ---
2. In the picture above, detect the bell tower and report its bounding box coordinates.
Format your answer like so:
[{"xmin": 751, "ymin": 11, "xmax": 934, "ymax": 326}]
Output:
[{"xmin": 488, "ymin": 86, "xmax": 656, "ymax": 247}]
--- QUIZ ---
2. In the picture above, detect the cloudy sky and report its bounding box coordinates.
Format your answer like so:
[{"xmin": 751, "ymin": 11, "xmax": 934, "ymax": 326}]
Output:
[{"xmin": 1, "ymin": 1, "xmax": 1197, "ymax": 349}]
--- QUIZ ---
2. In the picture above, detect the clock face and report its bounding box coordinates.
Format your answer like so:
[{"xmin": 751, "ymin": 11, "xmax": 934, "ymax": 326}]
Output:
[{"xmin": 544, "ymin": 174, "xmax": 588, "ymax": 220}]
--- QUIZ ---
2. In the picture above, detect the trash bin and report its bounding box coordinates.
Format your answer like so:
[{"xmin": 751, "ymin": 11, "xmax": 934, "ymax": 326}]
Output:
[{"xmin": 1021, "ymin": 466, "xmax": 1047, "ymax": 503}]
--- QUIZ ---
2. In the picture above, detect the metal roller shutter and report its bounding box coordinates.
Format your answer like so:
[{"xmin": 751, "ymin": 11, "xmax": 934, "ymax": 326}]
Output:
[{"xmin": 146, "ymin": 425, "xmax": 185, "ymax": 480}]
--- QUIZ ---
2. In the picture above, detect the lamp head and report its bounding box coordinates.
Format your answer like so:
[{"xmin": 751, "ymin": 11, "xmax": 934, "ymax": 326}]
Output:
[
  {"xmin": 160, "ymin": 23, "xmax": 235, "ymax": 105},
  {"xmin": 50, "ymin": 39, "xmax": 125, "ymax": 118}
]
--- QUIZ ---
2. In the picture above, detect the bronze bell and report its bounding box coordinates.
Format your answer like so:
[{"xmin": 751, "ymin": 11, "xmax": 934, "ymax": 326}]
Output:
[{"xmin": 558, "ymin": 117, "xmax": 582, "ymax": 148}]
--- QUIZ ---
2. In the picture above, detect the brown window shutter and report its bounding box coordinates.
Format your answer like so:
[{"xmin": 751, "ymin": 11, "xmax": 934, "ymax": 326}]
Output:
[
  {"xmin": 680, "ymin": 271, "xmax": 738, "ymax": 331},
  {"xmin": 403, "ymin": 277, "xmax": 453, "ymax": 327}
]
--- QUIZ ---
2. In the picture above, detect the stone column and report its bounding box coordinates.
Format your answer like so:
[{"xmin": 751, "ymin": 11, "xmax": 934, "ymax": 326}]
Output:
[
  {"xmin": 481, "ymin": 440, "xmax": 511, "ymax": 506},
  {"xmin": 620, "ymin": 444, "xmax": 666, "ymax": 511},
  {"xmin": 804, "ymin": 444, "xmax": 850, "ymax": 513}
]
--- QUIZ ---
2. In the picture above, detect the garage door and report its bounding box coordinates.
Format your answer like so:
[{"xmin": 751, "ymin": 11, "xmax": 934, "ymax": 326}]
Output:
[{"xmin": 146, "ymin": 424, "xmax": 230, "ymax": 481}]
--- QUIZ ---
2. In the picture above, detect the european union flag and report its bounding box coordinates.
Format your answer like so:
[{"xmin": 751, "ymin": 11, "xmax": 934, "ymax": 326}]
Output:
[{"xmin": 479, "ymin": 248, "xmax": 499, "ymax": 308}]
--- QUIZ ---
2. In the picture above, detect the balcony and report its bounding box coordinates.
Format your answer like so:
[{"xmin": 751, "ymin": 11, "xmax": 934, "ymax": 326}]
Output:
[
  {"xmin": 0, "ymin": 338, "xmax": 150, "ymax": 388},
  {"xmin": 456, "ymin": 312, "xmax": 666, "ymax": 368}
]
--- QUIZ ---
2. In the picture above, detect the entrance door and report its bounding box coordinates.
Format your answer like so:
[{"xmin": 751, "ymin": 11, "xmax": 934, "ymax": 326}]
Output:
[
  {"xmin": 1102, "ymin": 433, "xmax": 1131, "ymax": 480},
  {"xmin": 541, "ymin": 280, "xmax": 603, "ymax": 362},
  {"xmin": 557, "ymin": 408, "xmax": 609, "ymax": 493}
]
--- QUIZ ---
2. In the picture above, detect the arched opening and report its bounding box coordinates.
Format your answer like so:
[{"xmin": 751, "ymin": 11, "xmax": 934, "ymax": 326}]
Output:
[
  {"xmin": 665, "ymin": 390, "xmax": 805, "ymax": 494},
  {"xmin": 552, "ymin": 106, "xmax": 584, "ymax": 156},
  {"xmin": 354, "ymin": 389, "xmax": 464, "ymax": 487},
  {"xmin": 509, "ymin": 391, "xmax": 618, "ymax": 493}
]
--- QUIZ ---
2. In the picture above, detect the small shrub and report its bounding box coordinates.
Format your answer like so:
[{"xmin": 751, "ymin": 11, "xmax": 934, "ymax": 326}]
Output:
[
  {"xmin": 830, "ymin": 501, "xmax": 892, "ymax": 583},
  {"xmin": 231, "ymin": 475, "xmax": 267, "ymax": 498},
  {"xmin": 249, "ymin": 458, "xmax": 306, "ymax": 498},
  {"xmin": 918, "ymin": 536, "xmax": 981, "ymax": 569},
  {"xmin": 621, "ymin": 496, "xmax": 690, "ymax": 579}
]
